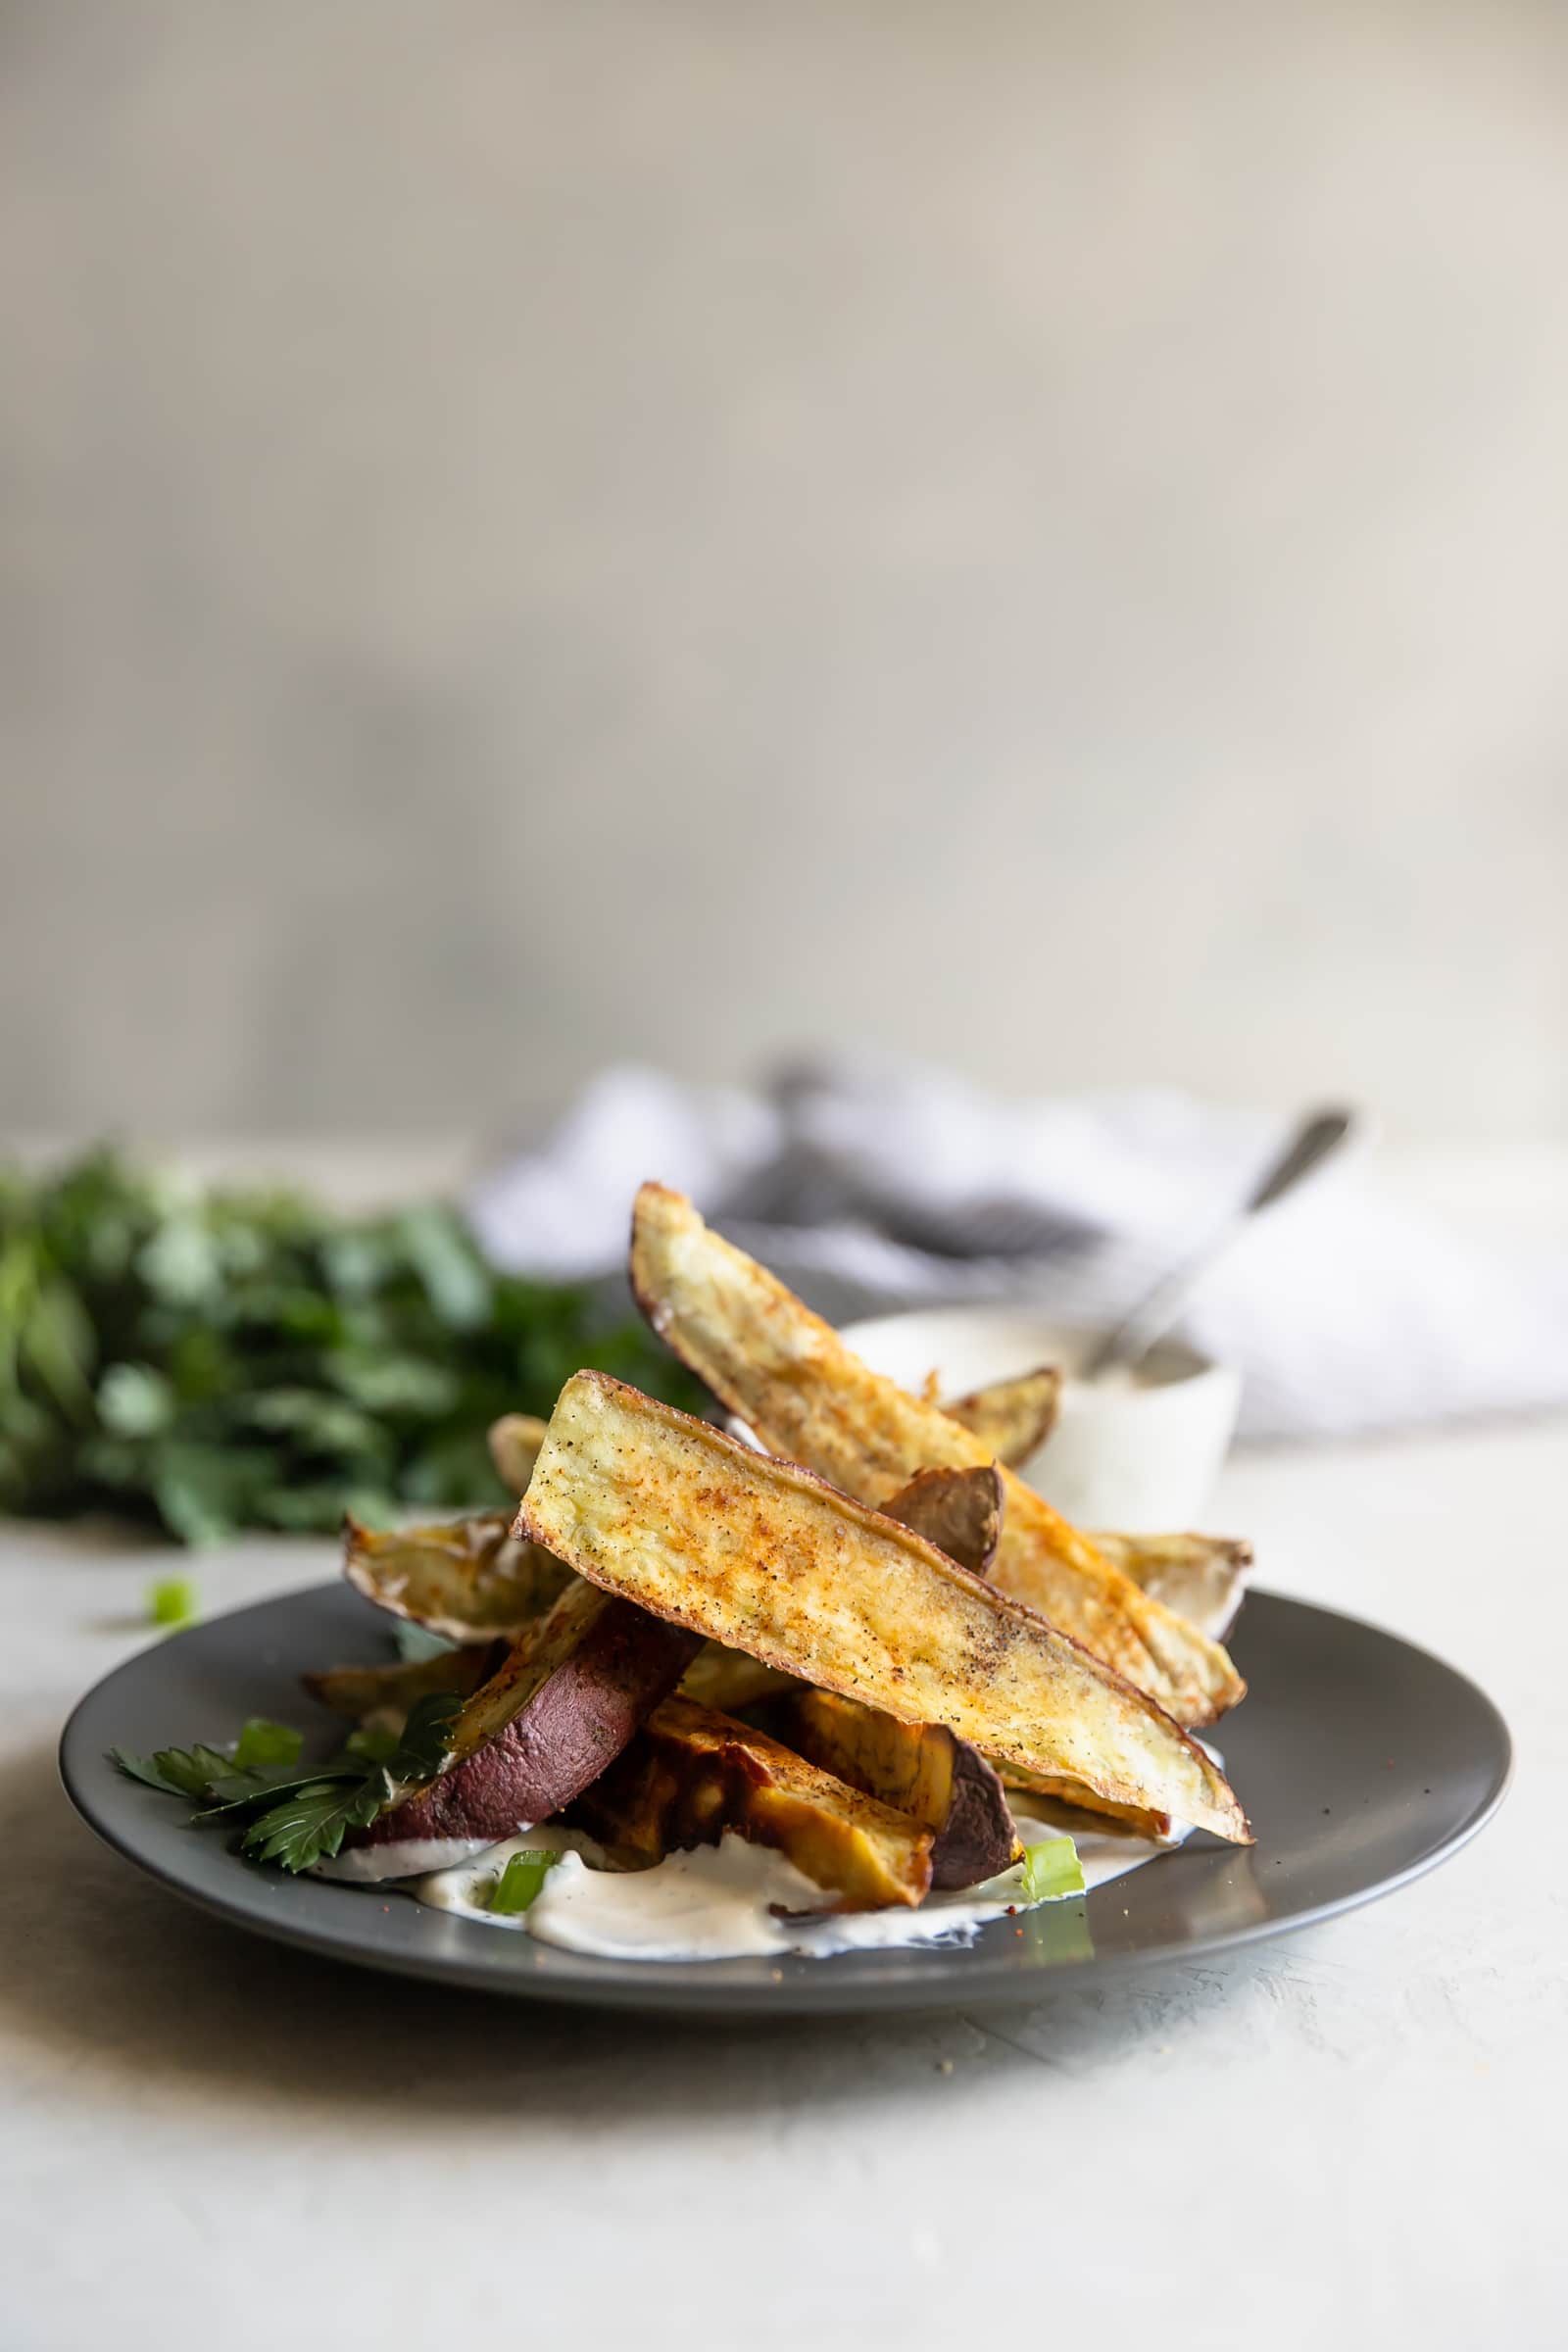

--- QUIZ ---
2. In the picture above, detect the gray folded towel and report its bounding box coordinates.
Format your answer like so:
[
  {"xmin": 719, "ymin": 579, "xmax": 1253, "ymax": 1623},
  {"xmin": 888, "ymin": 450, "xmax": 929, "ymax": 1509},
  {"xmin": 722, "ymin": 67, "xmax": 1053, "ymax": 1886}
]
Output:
[{"xmin": 467, "ymin": 1055, "xmax": 1568, "ymax": 1442}]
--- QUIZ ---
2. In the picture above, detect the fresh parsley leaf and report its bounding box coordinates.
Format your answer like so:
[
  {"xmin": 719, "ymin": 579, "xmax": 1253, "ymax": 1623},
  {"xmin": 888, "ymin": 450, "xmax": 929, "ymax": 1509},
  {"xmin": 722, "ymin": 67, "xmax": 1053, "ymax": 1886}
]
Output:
[
  {"xmin": 383, "ymin": 1690, "xmax": 463, "ymax": 1785},
  {"xmin": 340, "ymin": 1720, "xmax": 401, "ymax": 1767},
  {"xmin": 110, "ymin": 1746, "xmax": 196, "ymax": 1797},
  {"xmin": 240, "ymin": 1775, "xmax": 387, "ymax": 1871},
  {"xmin": 112, "ymin": 1739, "xmax": 260, "ymax": 1800},
  {"xmin": 199, "ymin": 1769, "xmax": 350, "ymax": 1816},
  {"xmin": 231, "ymin": 1716, "xmax": 304, "ymax": 1772},
  {"xmin": 111, "ymin": 1687, "xmax": 466, "ymax": 1872},
  {"xmin": 485, "ymin": 1850, "xmax": 559, "ymax": 1915},
  {"xmin": 149, "ymin": 1741, "xmax": 243, "ymax": 1797},
  {"xmin": 114, "ymin": 1725, "xmax": 306, "ymax": 1804},
  {"xmin": 148, "ymin": 1576, "xmax": 199, "ymax": 1628},
  {"xmin": 0, "ymin": 1147, "xmax": 705, "ymax": 1545},
  {"xmin": 1019, "ymin": 1837, "xmax": 1085, "ymax": 1903},
  {"xmin": 395, "ymin": 1203, "xmax": 492, "ymax": 1330},
  {"xmin": 21, "ymin": 1278, "xmax": 96, "ymax": 1417},
  {"xmin": 98, "ymin": 1362, "xmax": 175, "ymax": 1438}
]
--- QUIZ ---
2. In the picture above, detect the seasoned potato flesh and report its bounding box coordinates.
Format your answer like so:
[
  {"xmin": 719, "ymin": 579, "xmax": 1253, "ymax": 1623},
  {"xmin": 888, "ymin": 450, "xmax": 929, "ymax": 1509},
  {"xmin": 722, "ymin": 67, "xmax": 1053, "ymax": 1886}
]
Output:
[
  {"xmin": 943, "ymin": 1366, "xmax": 1061, "ymax": 1465},
  {"xmin": 571, "ymin": 1694, "xmax": 934, "ymax": 1910},
  {"xmin": 779, "ymin": 1688, "xmax": 1020, "ymax": 1889},
  {"xmin": 628, "ymin": 1183, "xmax": 1243, "ymax": 1725},
  {"xmin": 516, "ymin": 1372, "xmax": 1250, "ymax": 1842},
  {"xmin": 1090, "ymin": 1531, "xmax": 1251, "ymax": 1642},
  {"xmin": 997, "ymin": 1765, "xmax": 1174, "ymax": 1843},
  {"xmin": 677, "ymin": 1643, "xmax": 800, "ymax": 1712},
  {"xmin": 343, "ymin": 1511, "xmax": 571, "ymax": 1643},
  {"xmin": 339, "ymin": 1511, "xmax": 797, "ymax": 1717},
  {"xmin": 487, "ymin": 1412, "xmax": 550, "ymax": 1495}
]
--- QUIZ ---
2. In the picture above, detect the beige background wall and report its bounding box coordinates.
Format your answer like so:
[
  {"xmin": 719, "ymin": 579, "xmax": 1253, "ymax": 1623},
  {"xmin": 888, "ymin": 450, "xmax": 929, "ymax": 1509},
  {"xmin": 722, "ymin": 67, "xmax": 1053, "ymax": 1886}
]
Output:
[{"xmin": 3, "ymin": 0, "xmax": 1565, "ymax": 1141}]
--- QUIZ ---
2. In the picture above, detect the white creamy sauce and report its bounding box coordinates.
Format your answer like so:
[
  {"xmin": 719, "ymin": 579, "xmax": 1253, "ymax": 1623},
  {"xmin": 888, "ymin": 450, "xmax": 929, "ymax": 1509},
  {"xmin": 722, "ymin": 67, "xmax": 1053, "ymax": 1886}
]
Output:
[
  {"xmin": 313, "ymin": 1836, "xmax": 497, "ymax": 1885},
  {"xmin": 409, "ymin": 1822, "xmax": 605, "ymax": 1912},
  {"xmin": 391, "ymin": 1803, "xmax": 1192, "ymax": 1964}
]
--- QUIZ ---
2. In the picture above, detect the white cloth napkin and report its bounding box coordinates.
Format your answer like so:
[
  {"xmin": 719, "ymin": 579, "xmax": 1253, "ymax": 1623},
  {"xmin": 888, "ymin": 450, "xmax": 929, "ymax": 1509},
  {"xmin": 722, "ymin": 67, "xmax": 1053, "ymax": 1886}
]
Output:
[{"xmin": 466, "ymin": 1056, "xmax": 1568, "ymax": 1441}]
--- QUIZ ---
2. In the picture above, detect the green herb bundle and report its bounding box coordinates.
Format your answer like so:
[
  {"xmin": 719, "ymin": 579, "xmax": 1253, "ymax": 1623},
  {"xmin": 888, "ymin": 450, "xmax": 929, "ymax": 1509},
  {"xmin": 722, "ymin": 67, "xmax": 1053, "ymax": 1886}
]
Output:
[{"xmin": 0, "ymin": 1149, "xmax": 702, "ymax": 1544}]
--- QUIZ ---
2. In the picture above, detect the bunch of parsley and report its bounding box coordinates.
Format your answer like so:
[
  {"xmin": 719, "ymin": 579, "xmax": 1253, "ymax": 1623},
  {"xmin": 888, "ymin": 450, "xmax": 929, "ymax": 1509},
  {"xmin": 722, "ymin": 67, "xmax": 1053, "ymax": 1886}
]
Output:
[{"xmin": 0, "ymin": 1148, "xmax": 702, "ymax": 1544}]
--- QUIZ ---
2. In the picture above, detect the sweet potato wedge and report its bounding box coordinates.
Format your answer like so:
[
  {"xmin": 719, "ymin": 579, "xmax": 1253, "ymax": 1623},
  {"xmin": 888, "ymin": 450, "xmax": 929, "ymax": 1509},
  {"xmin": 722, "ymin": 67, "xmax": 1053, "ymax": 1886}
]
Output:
[
  {"xmin": 356, "ymin": 1577, "xmax": 700, "ymax": 1847},
  {"xmin": 943, "ymin": 1366, "xmax": 1061, "ymax": 1465},
  {"xmin": 487, "ymin": 1412, "xmax": 550, "ymax": 1495},
  {"xmin": 342, "ymin": 1511, "xmax": 571, "ymax": 1643},
  {"xmin": 628, "ymin": 1184, "xmax": 1243, "ymax": 1725},
  {"xmin": 304, "ymin": 1630, "xmax": 788, "ymax": 1735},
  {"xmin": 880, "ymin": 1464, "xmax": 1002, "ymax": 1577},
  {"xmin": 569, "ymin": 1694, "xmax": 934, "ymax": 1910},
  {"xmin": 515, "ymin": 1373, "xmax": 1250, "ymax": 1841},
  {"xmin": 777, "ymin": 1687, "xmax": 1019, "ymax": 1889},
  {"xmin": 1090, "ymin": 1531, "xmax": 1251, "ymax": 1642}
]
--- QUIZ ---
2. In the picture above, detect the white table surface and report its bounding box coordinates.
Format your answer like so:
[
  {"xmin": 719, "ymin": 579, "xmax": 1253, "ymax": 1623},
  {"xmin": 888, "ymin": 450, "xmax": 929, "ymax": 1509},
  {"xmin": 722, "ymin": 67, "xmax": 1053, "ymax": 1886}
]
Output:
[{"xmin": 2, "ymin": 1409, "xmax": 1560, "ymax": 2352}]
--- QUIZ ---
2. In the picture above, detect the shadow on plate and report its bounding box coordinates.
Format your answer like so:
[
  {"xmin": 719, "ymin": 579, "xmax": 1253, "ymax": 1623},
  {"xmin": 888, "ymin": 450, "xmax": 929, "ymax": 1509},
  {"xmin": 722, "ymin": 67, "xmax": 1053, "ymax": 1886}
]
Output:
[{"xmin": 6, "ymin": 1740, "xmax": 1291, "ymax": 2124}]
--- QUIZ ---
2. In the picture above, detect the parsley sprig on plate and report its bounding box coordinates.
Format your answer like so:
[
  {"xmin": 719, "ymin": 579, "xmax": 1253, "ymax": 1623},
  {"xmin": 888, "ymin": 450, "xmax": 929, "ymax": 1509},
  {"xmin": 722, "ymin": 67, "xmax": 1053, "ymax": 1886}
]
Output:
[{"xmin": 111, "ymin": 1690, "xmax": 463, "ymax": 1872}]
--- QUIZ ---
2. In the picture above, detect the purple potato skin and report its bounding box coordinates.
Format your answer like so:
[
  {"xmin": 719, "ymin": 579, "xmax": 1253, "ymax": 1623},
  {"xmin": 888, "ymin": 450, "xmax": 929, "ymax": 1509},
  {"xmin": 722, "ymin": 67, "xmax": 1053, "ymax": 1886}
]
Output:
[
  {"xmin": 929, "ymin": 1740, "xmax": 1017, "ymax": 1890},
  {"xmin": 354, "ymin": 1601, "xmax": 701, "ymax": 1847},
  {"xmin": 880, "ymin": 1465, "xmax": 1003, "ymax": 1579}
]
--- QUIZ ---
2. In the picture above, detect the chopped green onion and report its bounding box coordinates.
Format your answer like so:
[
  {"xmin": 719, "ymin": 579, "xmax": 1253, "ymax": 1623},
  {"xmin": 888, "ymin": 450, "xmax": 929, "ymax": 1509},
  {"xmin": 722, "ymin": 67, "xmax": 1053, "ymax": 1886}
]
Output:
[
  {"xmin": 485, "ymin": 1849, "xmax": 560, "ymax": 1916},
  {"xmin": 147, "ymin": 1576, "xmax": 198, "ymax": 1629},
  {"xmin": 231, "ymin": 1717, "xmax": 304, "ymax": 1772},
  {"xmin": 1019, "ymin": 1837, "xmax": 1084, "ymax": 1904}
]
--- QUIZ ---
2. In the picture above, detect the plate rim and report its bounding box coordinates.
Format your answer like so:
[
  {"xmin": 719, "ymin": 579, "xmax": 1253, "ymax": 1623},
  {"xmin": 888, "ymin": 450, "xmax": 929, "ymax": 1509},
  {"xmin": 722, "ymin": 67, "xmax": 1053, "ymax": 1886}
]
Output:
[{"xmin": 57, "ymin": 1583, "xmax": 1513, "ymax": 2016}]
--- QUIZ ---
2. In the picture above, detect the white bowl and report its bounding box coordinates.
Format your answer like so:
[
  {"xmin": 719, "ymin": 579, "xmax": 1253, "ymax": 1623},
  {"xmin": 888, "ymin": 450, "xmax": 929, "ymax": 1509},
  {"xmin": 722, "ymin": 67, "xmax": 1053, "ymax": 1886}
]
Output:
[{"xmin": 838, "ymin": 1305, "xmax": 1241, "ymax": 1533}]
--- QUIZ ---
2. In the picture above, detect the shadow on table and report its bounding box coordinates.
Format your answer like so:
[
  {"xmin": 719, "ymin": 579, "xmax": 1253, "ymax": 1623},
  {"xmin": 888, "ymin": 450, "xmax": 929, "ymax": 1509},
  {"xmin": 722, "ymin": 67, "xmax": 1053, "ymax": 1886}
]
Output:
[{"xmin": 6, "ymin": 1740, "xmax": 1268, "ymax": 2125}]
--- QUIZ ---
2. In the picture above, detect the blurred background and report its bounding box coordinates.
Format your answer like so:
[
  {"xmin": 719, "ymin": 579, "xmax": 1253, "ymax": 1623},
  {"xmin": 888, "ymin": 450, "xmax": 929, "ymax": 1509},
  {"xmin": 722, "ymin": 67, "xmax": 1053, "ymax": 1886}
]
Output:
[{"xmin": 4, "ymin": 0, "xmax": 1566, "ymax": 1147}]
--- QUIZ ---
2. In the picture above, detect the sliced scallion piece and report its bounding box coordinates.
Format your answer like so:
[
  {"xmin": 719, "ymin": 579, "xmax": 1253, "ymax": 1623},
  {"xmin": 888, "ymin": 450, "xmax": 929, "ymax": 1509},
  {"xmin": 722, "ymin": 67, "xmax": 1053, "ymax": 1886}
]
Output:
[
  {"xmin": 485, "ymin": 1849, "xmax": 560, "ymax": 1916},
  {"xmin": 1019, "ymin": 1837, "xmax": 1084, "ymax": 1904},
  {"xmin": 147, "ymin": 1576, "xmax": 199, "ymax": 1629}
]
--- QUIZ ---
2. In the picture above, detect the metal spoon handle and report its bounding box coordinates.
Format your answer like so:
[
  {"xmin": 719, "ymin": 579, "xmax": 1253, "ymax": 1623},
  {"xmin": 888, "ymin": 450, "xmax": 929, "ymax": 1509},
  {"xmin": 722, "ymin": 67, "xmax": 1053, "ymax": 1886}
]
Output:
[
  {"xmin": 1083, "ymin": 1105, "xmax": 1356, "ymax": 1380},
  {"xmin": 1241, "ymin": 1108, "xmax": 1355, "ymax": 1215}
]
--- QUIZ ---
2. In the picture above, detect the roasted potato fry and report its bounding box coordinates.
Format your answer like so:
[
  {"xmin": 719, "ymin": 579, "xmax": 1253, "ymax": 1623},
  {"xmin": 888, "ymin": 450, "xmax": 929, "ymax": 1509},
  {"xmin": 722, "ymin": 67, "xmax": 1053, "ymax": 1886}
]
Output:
[
  {"xmin": 487, "ymin": 1412, "xmax": 550, "ymax": 1495},
  {"xmin": 996, "ymin": 1766, "xmax": 1173, "ymax": 1843},
  {"xmin": 1090, "ymin": 1531, "xmax": 1251, "ymax": 1642},
  {"xmin": 516, "ymin": 1372, "xmax": 1249, "ymax": 1841},
  {"xmin": 677, "ymin": 1643, "xmax": 800, "ymax": 1712},
  {"xmin": 569, "ymin": 1694, "xmax": 934, "ymax": 1910},
  {"xmin": 628, "ymin": 1184, "xmax": 1242, "ymax": 1725},
  {"xmin": 306, "ymin": 1632, "xmax": 791, "ymax": 1733},
  {"xmin": 356, "ymin": 1577, "xmax": 700, "ymax": 1848},
  {"xmin": 343, "ymin": 1511, "xmax": 571, "ymax": 1643},
  {"xmin": 341, "ymin": 1510, "xmax": 803, "ymax": 1716},
  {"xmin": 943, "ymin": 1366, "xmax": 1061, "ymax": 1465},
  {"xmin": 777, "ymin": 1688, "xmax": 1019, "ymax": 1888},
  {"xmin": 880, "ymin": 1464, "xmax": 1002, "ymax": 1577}
]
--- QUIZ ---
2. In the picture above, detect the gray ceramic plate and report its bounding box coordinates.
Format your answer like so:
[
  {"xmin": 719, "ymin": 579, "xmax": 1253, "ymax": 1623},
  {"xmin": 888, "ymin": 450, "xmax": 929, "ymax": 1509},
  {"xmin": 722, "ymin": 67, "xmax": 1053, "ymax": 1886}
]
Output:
[{"xmin": 59, "ymin": 1583, "xmax": 1510, "ymax": 2015}]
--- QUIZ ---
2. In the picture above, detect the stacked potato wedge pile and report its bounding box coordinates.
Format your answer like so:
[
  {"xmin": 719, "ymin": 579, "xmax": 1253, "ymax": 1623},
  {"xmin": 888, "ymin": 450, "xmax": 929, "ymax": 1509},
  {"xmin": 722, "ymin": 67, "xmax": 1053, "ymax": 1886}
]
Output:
[{"xmin": 308, "ymin": 1185, "xmax": 1252, "ymax": 1912}]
